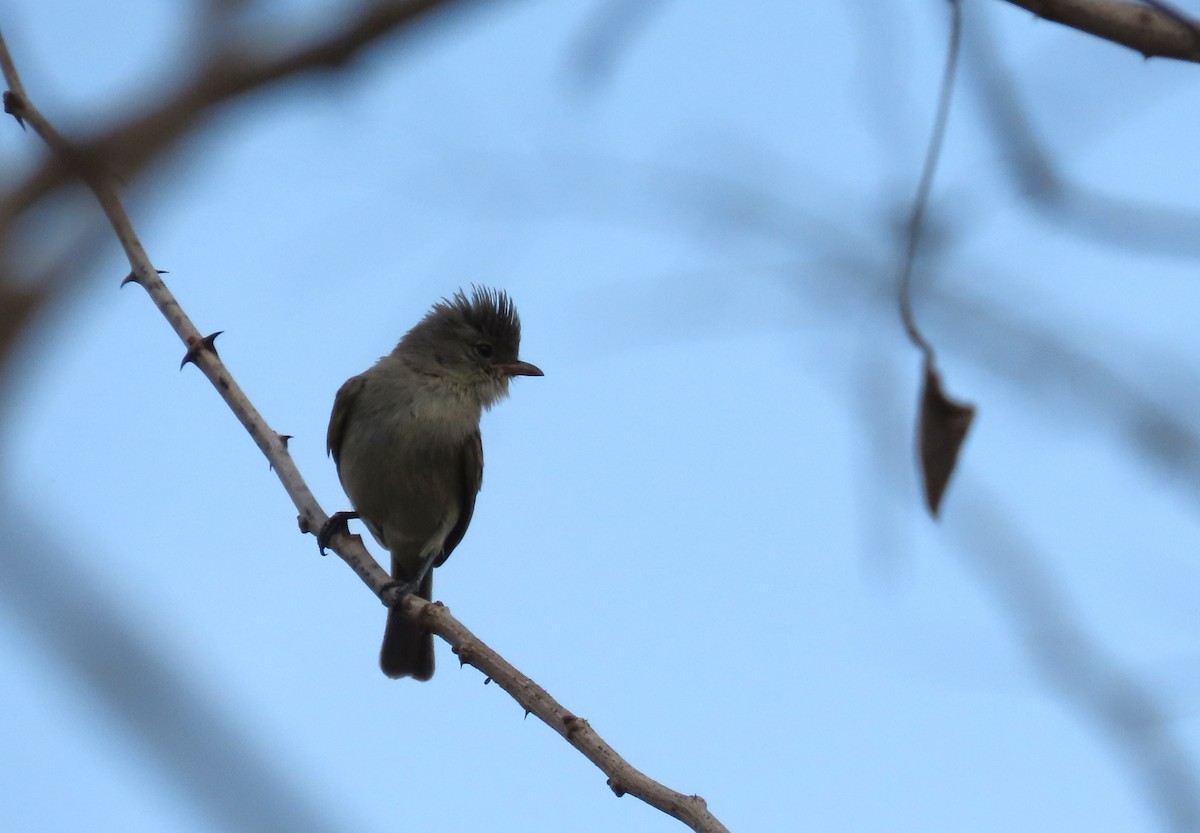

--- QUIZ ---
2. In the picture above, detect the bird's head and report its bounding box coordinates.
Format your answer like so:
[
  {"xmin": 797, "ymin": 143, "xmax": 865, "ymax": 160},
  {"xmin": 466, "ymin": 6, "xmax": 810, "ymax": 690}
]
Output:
[{"xmin": 396, "ymin": 286, "xmax": 542, "ymax": 408}]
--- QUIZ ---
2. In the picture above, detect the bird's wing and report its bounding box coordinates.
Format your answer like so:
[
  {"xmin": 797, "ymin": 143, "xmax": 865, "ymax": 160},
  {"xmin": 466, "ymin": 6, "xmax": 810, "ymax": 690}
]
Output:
[
  {"xmin": 435, "ymin": 428, "xmax": 483, "ymax": 567},
  {"xmin": 326, "ymin": 373, "xmax": 368, "ymax": 468}
]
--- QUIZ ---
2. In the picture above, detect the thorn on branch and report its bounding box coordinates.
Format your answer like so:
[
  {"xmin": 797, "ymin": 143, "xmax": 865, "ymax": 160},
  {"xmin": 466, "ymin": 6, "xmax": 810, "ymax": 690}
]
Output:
[
  {"xmin": 269, "ymin": 434, "xmax": 294, "ymax": 471},
  {"xmin": 454, "ymin": 638, "xmax": 479, "ymax": 667},
  {"xmin": 121, "ymin": 268, "xmax": 168, "ymax": 288},
  {"xmin": 3, "ymin": 90, "xmax": 26, "ymax": 129},
  {"xmin": 179, "ymin": 331, "xmax": 223, "ymax": 370}
]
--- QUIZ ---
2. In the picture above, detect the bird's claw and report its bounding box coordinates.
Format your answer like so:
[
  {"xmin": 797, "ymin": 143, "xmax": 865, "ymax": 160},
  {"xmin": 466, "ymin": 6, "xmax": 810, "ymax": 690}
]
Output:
[
  {"xmin": 379, "ymin": 579, "xmax": 418, "ymax": 607},
  {"xmin": 317, "ymin": 510, "xmax": 360, "ymax": 555}
]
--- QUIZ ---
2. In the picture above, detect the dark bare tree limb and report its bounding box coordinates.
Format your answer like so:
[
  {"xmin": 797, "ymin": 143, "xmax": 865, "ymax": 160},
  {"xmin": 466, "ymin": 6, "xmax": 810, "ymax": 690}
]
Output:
[{"xmin": 1001, "ymin": 0, "xmax": 1200, "ymax": 61}]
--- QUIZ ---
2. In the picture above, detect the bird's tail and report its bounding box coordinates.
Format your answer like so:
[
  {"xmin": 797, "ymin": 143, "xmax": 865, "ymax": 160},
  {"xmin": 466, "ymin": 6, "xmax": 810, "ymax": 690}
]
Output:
[{"xmin": 379, "ymin": 568, "xmax": 434, "ymax": 681}]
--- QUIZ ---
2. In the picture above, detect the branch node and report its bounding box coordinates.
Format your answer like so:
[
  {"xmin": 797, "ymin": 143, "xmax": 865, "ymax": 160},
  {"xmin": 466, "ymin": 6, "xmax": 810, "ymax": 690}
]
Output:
[
  {"xmin": 180, "ymin": 330, "xmax": 223, "ymax": 370},
  {"xmin": 416, "ymin": 599, "xmax": 444, "ymax": 630},
  {"xmin": 606, "ymin": 778, "xmax": 627, "ymax": 798},
  {"xmin": 562, "ymin": 712, "xmax": 588, "ymax": 738},
  {"xmin": 454, "ymin": 638, "xmax": 481, "ymax": 668}
]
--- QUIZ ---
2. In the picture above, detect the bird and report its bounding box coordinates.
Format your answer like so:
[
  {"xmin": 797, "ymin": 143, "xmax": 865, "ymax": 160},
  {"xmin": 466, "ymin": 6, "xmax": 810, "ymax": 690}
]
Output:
[{"xmin": 324, "ymin": 287, "xmax": 541, "ymax": 680}]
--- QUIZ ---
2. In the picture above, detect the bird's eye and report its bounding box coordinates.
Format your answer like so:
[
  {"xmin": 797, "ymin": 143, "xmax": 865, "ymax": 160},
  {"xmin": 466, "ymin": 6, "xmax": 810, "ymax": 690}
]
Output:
[{"xmin": 473, "ymin": 342, "xmax": 494, "ymax": 359}]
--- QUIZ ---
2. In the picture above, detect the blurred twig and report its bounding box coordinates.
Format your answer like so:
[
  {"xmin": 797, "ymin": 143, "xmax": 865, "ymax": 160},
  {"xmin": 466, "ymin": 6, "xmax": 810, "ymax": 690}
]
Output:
[
  {"xmin": 567, "ymin": 0, "xmax": 672, "ymax": 89},
  {"xmin": 0, "ymin": 0, "xmax": 470, "ymax": 370},
  {"xmin": 966, "ymin": 3, "xmax": 1200, "ymax": 258},
  {"xmin": 929, "ymin": 280, "xmax": 1200, "ymax": 503},
  {"xmin": 0, "ymin": 502, "xmax": 358, "ymax": 833},
  {"xmin": 953, "ymin": 486, "xmax": 1200, "ymax": 832},
  {"xmin": 0, "ymin": 28, "xmax": 333, "ymax": 561},
  {"xmin": 898, "ymin": 0, "xmax": 961, "ymax": 361},
  {"xmin": 595, "ymin": 83, "xmax": 1200, "ymax": 815}
]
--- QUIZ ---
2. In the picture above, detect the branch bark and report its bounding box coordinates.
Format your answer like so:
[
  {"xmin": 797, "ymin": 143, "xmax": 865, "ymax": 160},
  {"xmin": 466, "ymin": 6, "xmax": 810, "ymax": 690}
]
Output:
[
  {"xmin": 1001, "ymin": 0, "xmax": 1200, "ymax": 61},
  {"xmin": 0, "ymin": 21, "xmax": 732, "ymax": 833}
]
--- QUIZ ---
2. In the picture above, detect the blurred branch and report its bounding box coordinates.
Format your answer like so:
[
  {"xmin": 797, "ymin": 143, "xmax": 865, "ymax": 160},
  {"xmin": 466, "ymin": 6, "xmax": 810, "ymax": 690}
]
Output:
[
  {"xmin": 929, "ymin": 280, "xmax": 1200, "ymax": 505},
  {"xmin": 967, "ymin": 4, "xmax": 1200, "ymax": 259},
  {"xmin": 0, "ymin": 501, "xmax": 358, "ymax": 833},
  {"xmin": 611, "ymin": 148, "xmax": 1200, "ymax": 511},
  {"xmin": 898, "ymin": 0, "xmax": 961, "ymax": 362},
  {"xmin": 1001, "ymin": 0, "xmax": 1200, "ymax": 61},
  {"xmin": 6, "ymin": 0, "xmax": 460, "ymax": 206},
  {"xmin": 0, "ymin": 0, "xmax": 470, "ymax": 368},
  {"xmin": 953, "ymin": 487, "xmax": 1200, "ymax": 832},
  {"xmin": 843, "ymin": 306, "xmax": 1200, "ymax": 828},
  {"xmin": 0, "ymin": 27, "xmax": 333, "ymax": 558},
  {"xmin": 621, "ymin": 133, "xmax": 1200, "ymax": 819},
  {"xmin": 629, "ymin": 135, "xmax": 1200, "ymax": 515},
  {"xmin": 0, "ymin": 25, "xmax": 732, "ymax": 833},
  {"xmin": 567, "ymin": 0, "xmax": 672, "ymax": 89}
]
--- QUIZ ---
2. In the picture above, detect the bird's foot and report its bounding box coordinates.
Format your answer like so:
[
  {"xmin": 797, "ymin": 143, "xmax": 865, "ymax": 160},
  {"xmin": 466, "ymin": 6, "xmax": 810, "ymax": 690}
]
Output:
[
  {"xmin": 379, "ymin": 579, "xmax": 419, "ymax": 607},
  {"xmin": 317, "ymin": 511, "xmax": 360, "ymax": 555}
]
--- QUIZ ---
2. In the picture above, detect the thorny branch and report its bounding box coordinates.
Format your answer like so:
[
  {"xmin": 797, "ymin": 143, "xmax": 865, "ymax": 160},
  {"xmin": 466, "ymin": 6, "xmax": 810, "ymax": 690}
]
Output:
[{"xmin": 0, "ymin": 20, "xmax": 731, "ymax": 833}]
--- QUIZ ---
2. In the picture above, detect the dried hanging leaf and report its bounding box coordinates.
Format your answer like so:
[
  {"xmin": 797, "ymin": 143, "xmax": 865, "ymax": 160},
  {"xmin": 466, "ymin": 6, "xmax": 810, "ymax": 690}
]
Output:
[{"xmin": 918, "ymin": 359, "xmax": 975, "ymax": 517}]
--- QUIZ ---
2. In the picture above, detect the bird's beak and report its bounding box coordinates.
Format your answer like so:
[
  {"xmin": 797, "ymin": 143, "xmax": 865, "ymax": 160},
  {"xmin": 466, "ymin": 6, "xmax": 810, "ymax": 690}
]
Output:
[{"xmin": 496, "ymin": 360, "xmax": 544, "ymax": 377}]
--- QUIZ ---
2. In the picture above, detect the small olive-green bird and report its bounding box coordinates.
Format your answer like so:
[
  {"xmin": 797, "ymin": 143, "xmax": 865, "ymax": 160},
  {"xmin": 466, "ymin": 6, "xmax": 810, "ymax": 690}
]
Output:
[{"xmin": 326, "ymin": 288, "xmax": 541, "ymax": 680}]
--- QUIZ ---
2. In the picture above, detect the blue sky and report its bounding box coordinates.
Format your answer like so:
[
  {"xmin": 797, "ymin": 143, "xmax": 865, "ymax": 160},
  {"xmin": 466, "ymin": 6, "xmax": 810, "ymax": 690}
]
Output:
[{"xmin": 4, "ymin": 1, "xmax": 1200, "ymax": 831}]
